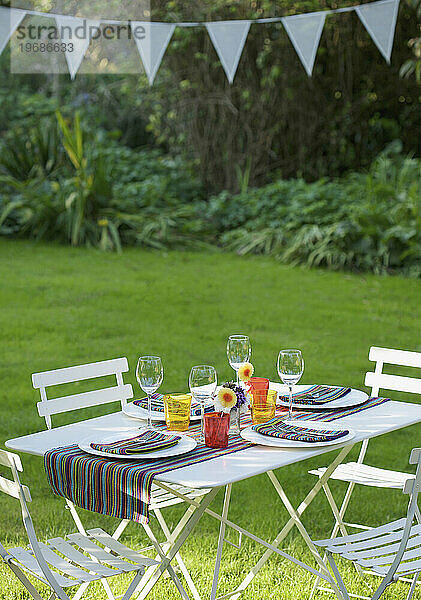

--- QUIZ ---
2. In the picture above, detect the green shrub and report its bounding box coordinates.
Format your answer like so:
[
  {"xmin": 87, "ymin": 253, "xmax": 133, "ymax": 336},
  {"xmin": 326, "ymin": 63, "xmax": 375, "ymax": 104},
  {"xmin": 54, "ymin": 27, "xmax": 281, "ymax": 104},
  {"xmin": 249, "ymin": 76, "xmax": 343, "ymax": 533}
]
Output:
[
  {"xmin": 0, "ymin": 118, "xmax": 65, "ymax": 180},
  {"xmin": 0, "ymin": 112, "xmax": 207, "ymax": 252},
  {"xmin": 209, "ymin": 145, "xmax": 421, "ymax": 277},
  {"xmin": 1, "ymin": 109, "xmax": 419, "ymax": 277}
]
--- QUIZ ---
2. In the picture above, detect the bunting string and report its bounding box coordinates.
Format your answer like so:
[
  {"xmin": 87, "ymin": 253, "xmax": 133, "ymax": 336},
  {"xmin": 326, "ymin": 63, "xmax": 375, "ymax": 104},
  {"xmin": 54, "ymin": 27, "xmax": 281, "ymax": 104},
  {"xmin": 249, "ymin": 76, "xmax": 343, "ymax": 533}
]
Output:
[{"xmin": 0, "ymin": 0, "xmax": 400, "ymax": 80}]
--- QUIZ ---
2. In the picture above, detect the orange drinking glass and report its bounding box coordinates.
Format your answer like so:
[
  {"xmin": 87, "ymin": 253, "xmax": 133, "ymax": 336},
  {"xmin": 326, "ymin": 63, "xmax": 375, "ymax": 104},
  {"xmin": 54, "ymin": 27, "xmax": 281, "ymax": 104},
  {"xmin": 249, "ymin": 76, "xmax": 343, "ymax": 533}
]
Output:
[{"xmin": 250, "ymin": 389, "xmax": 277, "ymax": 424}]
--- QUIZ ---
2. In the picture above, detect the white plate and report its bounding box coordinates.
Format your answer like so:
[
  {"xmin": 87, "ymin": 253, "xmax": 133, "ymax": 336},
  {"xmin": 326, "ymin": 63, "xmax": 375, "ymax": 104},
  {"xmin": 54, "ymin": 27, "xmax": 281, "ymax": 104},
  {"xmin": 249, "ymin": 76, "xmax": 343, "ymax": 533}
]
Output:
[
  {"xmin": 241, "ymin": 420, "xmax": 356, "ymax": 448},
  {"xmin": 272, "ymin": 384, "xmax": 368, "ymax": 410},
  {"xmin": 123, "ymin": 400, "xmax": 213, "ymax": 422},
  {"xmin": 79, "ymin": 429, "xmax": 197, "ymax": 459}
]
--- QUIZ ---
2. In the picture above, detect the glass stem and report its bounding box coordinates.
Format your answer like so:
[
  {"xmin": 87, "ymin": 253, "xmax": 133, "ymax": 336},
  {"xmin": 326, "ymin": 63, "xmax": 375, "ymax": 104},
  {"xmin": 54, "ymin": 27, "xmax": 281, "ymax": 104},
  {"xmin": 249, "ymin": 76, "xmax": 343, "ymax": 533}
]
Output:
[
  {"xmin": 147, "ymin": 393, "xmax": 152, "ymax": 429},
  {"xmin": 201, "ymin": 403, "xmax": 205, "ymax": 441},
  {"xmin": 288, "ymin": 386, "xmax": 293, "ymax": 420},
  {"xmin": 236, "ymin": 369, "xmax": 239, "ymax": 387}
]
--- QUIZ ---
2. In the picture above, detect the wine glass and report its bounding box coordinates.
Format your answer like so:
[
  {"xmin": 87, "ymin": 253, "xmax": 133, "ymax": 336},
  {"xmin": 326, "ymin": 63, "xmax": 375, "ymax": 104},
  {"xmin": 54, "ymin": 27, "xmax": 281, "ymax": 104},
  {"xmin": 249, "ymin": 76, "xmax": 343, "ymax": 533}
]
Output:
[
  {"xmin": 189, "ymin": 365, "xmax": 217, "ymax": 441},
  {"xmin": 277, "ymin": 349, "xmax": 304, "ymax": 421},
  {"xmin": 227, "ymin": 335, "xmax": 251, "ymax": 386},
  {"xmin": 136, "ymin": 356, "xmax": 163, "ymax": 429}
]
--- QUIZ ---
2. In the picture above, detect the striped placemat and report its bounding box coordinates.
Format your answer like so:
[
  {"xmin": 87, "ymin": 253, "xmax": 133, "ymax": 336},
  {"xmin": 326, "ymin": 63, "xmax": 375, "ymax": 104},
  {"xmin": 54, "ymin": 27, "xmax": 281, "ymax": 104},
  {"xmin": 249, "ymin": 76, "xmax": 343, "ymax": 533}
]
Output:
[
  {"xmin": 133, "ymin": 393, "xmax": 214, "ymax": 416},
  {"xmin": 91, "ymin": 430, "xmax": 181, "ymax": 455},
  {"xmin": 252, "ymin": 419, "xmax": 349, "ymax": 443},
  {"xmin": 277, "ymin": 384, "xmax": 351, "ymax": 405},
  {"xmin": 44, "ymin": 397, "xmax": 389, "ymax": 524}
]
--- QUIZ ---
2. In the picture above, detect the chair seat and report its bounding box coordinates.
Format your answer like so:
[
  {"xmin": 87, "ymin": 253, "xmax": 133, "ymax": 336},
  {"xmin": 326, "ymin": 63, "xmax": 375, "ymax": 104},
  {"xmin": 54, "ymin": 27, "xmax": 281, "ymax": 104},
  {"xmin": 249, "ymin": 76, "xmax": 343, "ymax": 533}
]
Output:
[
  {"xmin": 7, "ymin": 527, "xmax": 158, "ymax": 588},
  {"xmin": 315, "ymin": 518, "xmax": 421, "ymax": 576},
  {"xmin": 309, "ymin": 462, "xmax": 414, "ymax": 489},
  {"xmin": 150, "ymin": 482, "xmax": 212, "ymax": 510}
]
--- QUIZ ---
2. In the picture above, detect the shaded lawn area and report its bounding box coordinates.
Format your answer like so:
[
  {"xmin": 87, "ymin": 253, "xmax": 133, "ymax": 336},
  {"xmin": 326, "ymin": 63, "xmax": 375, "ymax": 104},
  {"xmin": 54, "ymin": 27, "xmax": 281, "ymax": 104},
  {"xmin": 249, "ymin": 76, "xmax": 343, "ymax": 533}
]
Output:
[{"xmin": 0, "ymin": 238, "xmax": 420, "ymax": 599}]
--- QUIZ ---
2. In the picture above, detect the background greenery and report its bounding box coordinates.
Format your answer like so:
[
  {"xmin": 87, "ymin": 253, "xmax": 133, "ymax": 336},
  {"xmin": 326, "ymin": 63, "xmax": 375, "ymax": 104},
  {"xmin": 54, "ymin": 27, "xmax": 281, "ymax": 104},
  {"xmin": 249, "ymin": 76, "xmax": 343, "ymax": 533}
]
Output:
[
  {"xmin": 0, "ymin": 0, "xmax": 420, "ymax": 275},
  {"xmin": 0, "ymin": 239, "xmax": 420, "ymax": 599},
  {"xmin": 1, "ymin": 117, "xmax": 420, "ymax": 275},
  {"xmin": 0, "ymin": 1, "xmax": 420, "ymax": 597},
  {"xmin": 2, "ymin": 0, "xmax": 419, "ymax": 190}
]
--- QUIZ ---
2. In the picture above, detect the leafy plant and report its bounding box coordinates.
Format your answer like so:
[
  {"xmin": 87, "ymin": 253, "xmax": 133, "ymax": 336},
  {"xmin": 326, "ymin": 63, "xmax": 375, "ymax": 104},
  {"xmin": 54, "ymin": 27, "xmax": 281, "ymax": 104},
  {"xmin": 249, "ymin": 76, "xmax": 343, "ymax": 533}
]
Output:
[
  {"xmin": 211, "ymin": 146, "xmax": 421, "ymax": 277},
  {"xmin": 0, "ymin": 118, "xmax": 64, "ymax": 180},
  {"xmin": 0, "ymin": 111, "xmax": 208, "ymax": 252}
]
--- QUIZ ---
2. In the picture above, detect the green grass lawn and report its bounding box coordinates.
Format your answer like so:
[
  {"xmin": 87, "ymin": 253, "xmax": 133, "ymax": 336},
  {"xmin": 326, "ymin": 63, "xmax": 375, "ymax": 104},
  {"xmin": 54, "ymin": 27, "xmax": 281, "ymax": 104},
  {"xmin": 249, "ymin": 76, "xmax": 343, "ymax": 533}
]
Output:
[{"xmin": 0, "ymin": 239, "xmax": 420, "ymax": 600}]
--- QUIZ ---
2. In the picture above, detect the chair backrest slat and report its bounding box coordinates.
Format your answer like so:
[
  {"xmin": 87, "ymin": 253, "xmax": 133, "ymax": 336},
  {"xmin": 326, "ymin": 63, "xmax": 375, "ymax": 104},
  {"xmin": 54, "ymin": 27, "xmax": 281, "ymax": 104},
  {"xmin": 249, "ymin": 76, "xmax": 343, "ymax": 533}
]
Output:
[
  {"xmin": 36, "ymin": 384, "xmax": 133, "ymax": 418},
  {"xmin": 410, "ymin": 448, "xmax": 421, "ymax": 466},
  {"xmin": 369, "ymin": 347, "xmax": 421, "ymax": 369},
  {"xmin": 32, "ymin": 357, "xmax": 133, "ymax": 429},
  {"xmin": 0, "ymin": 449, "xmax": 22, "ymax": 471},
  {"xmin": 0, "ymin": 474, "xmax": 31, "ymax": 502},
  {"xmin": 365, "ymin": 372, "xmax": 421, "ymax": 395},
  {"xmin": 365, "ymin": 346, "xmax": 421, "ymax": 398},
  {"xmin": 403, "ymin": 448, "xmax": 421, "ymax": 497},
  {"xmin": 32, "ymin": 357, "xmax": 128, "ymax": 389},
  {"xmin": 0, "ymin": 450, "xmax": 31, "ymax": 502}
]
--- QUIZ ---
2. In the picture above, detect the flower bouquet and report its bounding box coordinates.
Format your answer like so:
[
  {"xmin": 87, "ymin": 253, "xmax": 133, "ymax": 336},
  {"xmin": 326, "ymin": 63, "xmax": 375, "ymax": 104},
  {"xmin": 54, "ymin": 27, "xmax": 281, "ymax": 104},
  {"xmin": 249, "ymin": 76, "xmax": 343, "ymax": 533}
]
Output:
[{"xmin": 215, "ymin": 362, "xmax": 254, "ymax": 432}]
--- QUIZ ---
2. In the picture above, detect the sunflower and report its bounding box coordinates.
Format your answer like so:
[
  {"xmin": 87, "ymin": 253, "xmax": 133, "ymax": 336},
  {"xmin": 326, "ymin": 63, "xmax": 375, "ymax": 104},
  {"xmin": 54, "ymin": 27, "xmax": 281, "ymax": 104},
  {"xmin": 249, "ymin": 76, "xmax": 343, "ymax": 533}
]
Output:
[
  {"xmin": 238, "ymin": 362, "xmax": 254, "ymax": 382},
  {"xmin": 215, "ymin": 387, "xmax": 237, "ymax": 413}
]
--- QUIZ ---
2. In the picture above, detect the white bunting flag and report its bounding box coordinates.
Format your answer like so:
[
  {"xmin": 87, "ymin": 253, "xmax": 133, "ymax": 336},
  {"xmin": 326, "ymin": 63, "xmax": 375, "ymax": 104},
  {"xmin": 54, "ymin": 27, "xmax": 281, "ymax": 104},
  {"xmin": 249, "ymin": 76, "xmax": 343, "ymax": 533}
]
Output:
[
  {"xmin": 356, "ymin": 0, "xmax": 400, "ymax": 63},
  {"xmin": 55, "ymin": 15, "xmax": 101, "ymax": 79},
  {"xmin": 0, "ymin": 7, "xmax": 25, "ymax": 55},
  {"xmin": 206, "ymin": 20, "xmax": 251, "ymax": 83},
  {"xmin": 281, "ymin": 11, "xmax": 326, "ymax": 77},
  {"xmin": 132, "ymin": 22, "xmax": 175, "ymax": 85}
]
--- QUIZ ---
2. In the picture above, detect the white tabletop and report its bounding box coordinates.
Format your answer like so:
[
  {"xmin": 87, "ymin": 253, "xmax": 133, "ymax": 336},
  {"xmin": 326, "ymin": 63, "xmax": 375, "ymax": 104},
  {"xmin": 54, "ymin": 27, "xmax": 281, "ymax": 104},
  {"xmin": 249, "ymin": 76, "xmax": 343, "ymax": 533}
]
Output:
[{"xmin": 6, "ymin": 400, "xmax": 421, "ymax": 489}]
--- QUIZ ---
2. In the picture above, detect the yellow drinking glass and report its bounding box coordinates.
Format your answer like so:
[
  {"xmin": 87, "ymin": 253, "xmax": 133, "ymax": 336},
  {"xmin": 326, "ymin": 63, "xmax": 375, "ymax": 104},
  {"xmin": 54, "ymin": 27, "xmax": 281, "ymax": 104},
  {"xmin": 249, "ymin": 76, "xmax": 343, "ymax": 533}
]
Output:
[
  {"xmin": 164, "ymin": 394, "xmax": 192, "ymax": 431},
  {"xmin": 250, "ymin": 389, "xmax": 277, "ymax": 425}
]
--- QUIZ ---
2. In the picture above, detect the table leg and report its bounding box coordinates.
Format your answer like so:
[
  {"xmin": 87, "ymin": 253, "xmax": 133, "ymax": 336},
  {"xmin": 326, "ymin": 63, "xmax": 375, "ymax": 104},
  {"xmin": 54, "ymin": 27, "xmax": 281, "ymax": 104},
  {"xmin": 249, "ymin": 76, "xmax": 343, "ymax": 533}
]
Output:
[
  {"xmin": 133, "ymin": 486, "xmax": 221, "ymax": 600},
  {"xmin": 210, "ymin": 484, "xmax": 233, "ymax": 600},
  {"xmin": 227, "ymin": 443, "xmax": 355, "ymax": 600},
  {"xmin": 133, "ymin": 497, "xmax": 205, "ymax": 597},
  {"xmin": 154, "ymin": 507, "xmax": 202, "ymax": 600}
]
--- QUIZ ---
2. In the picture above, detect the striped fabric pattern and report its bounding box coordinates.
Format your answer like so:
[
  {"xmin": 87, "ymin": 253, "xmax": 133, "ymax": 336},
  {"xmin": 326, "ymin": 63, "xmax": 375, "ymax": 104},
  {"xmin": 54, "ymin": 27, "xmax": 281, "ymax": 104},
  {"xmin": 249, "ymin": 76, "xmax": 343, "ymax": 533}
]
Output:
[
  {"xmin": 253, "ymin": 418, "xmax": 349, "ymax": 443},
  {"xmin": 288, "ymin": 396, "xmax": 389, "ymax": 421},
  {"xmin": 44, "ymin": 396, "xmax": 390, "ymax": 524},
  {"xmin": 45, "ymin": 427, "xmax": 251, "ymax": 524},
  {"xmin": 90, "ymin": 430, "xmax": 181, "ymax": 455},
  {"xmin": 278, "ymin": 385, "xmax": 351, "ymax": 405},
  {"xmin": 133, "ymin": 393, "xmax": 214, "ymax": 416}
]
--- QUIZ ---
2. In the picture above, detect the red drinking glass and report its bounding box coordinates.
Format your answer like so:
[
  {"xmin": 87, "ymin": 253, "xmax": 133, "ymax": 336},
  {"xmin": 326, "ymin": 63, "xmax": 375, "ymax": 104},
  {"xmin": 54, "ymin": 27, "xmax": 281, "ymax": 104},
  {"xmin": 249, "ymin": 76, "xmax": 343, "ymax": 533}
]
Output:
[
  {"xmin": 247, "ymin": 377, "xmax": 269, "ymax": 399},
  {"xmin": 204, "ymin": 412, "xmax": 230, "ymax": 448}
]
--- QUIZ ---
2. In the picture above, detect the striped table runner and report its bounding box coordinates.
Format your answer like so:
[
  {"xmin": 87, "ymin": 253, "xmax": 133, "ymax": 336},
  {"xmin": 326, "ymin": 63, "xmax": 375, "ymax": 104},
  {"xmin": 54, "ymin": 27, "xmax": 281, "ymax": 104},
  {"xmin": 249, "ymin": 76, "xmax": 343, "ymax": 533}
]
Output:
[{"xmin": 44, "ymin": 397, "xmax": 389, "ymax": 524}]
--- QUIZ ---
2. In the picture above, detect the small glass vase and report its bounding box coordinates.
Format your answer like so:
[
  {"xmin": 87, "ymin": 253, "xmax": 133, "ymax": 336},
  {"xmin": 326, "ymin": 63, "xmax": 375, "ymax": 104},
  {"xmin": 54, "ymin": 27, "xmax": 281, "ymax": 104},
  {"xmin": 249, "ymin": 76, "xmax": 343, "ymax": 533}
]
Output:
[{"xmin": 229, "ymin": 407, "xmax": 241, "ymax": 434}]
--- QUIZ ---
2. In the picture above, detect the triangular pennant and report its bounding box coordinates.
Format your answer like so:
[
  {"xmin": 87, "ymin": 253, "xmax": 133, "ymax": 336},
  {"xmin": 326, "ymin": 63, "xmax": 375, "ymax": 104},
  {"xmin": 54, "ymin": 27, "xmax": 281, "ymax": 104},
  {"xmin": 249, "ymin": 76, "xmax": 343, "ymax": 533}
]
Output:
[
  {"xmin": 0, "ymin": 7, "xmax": 25, "ymax": 55},
  {"xmin": 55, "ymin": 15, "xmax": 101, "ymax": 79},
  {"xmin": 205, "ymin": 20, "xmax": 251, "ymax": 84},
  {"xmin": 356, "ymin": 0, "xmax": 400, "ymax": 63},
  {"xmin": 132, "ymin": 22, "xmax": 175, "ymax": 85},
  {"xmin": 281, "ymin": 11, "xmax": 326, "ymax": 77}
]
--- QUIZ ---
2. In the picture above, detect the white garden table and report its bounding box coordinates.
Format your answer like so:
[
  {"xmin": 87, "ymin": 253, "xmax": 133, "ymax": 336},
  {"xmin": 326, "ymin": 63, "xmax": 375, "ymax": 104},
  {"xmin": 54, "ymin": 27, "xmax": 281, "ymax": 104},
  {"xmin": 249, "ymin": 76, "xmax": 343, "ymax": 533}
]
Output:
[{"xmin": 6, "ymin": 397, "xmax": 421, "ymax": 600}]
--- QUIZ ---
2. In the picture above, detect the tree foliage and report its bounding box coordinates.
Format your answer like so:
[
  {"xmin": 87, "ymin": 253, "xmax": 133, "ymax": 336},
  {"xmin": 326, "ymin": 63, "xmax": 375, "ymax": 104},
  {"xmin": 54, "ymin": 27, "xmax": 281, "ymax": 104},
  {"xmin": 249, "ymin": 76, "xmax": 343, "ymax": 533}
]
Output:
[{"xmin": 144, "ymin": 0, "xmax": 421, "ymax": 191}]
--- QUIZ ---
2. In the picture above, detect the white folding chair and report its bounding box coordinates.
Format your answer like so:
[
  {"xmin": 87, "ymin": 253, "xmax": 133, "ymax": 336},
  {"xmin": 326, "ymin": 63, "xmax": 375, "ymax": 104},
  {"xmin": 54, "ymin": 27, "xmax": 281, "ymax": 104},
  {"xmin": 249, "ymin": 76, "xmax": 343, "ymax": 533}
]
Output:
[
  {"xmin": 309, "ymin": 347, "xmax": 421, "ymax": 530},
  {"xmin": 0, "ymin": 448, "xmax": 158, "ymax": 600},
  {"xmin": 313, "ymin": 447, "xmax": 421, "ymax": 600},
  {"xmin": 309, "ymin": 346, "xmax": 421, "ymax": 597},
  {"xmin": 32, "ymin": 357, "xmax": 212, "ymax": 600}
]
